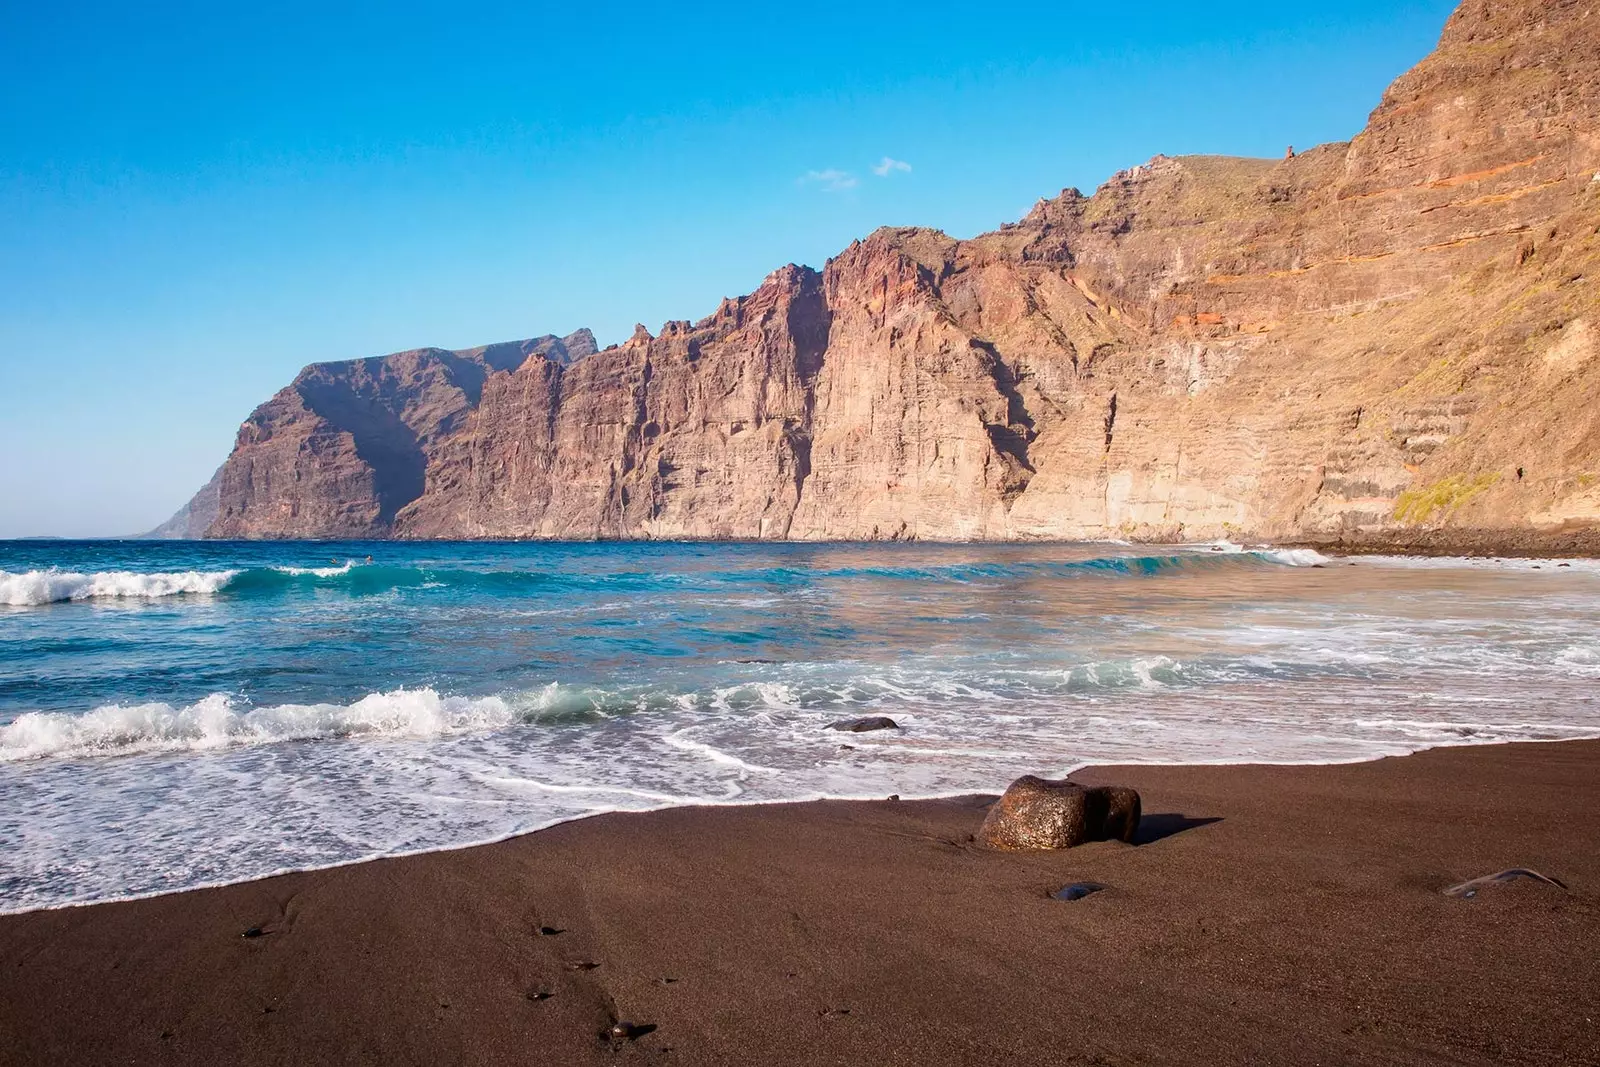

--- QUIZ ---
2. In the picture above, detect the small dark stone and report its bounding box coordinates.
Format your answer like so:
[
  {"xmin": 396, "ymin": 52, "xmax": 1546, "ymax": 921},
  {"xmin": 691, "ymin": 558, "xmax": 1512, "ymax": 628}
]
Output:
[
  {"xmin": 538, "ymin": 926, "xmax": 564, "ymax": 936},
  {"xmin": 1559, "ymin": 562, "xmax": 1572, "ymax": 567},
  {"xmin": 828, "ymin": 716, "xmax": 900, "ymax": 733},
  {"xmin": 658, "ymin": 977, "xmax": 679, "ymax": 984},
  {"xmin": 819, "ymin": 1008, "xmax": 851, "ymax": 1018},
  {"xmin": 526, "ymin": 991, "xmax": 554, "ymax": 1002},
  {"xmin": 1052, "ymin": 882, "xmax": 1106, "ymax": 902},
  {"xmin": 568, "ymin": 961, "xmax": 601, "ymax": 971},
  {"xmin": 887, "ymin": 794, "xmax": 900, "ymax": 801},
  {"xmin": 610, "ymin": 1022, "xmax": 657, "ymax": 1041},
  {"xmin": 242, "ymin": 927, "xmax": 266, "ymax": 939}
]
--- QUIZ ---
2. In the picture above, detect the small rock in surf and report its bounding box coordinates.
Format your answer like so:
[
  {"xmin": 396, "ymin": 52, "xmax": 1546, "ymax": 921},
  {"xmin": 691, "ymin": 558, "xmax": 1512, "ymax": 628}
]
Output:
[{"xmin": 828, "ymin": 716, "xmax": 900, "ymax": 733}]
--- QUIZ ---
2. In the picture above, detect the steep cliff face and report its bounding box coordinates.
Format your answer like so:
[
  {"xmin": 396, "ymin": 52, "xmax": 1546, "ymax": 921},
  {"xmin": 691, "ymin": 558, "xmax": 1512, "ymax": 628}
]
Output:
[
  {"xmin": 205, "ymin": 331, "xmax": 595, "ymax": 538},
  {"xmin": 182, "ymin": 0, "xmax": 1600, "ymax": 546}
]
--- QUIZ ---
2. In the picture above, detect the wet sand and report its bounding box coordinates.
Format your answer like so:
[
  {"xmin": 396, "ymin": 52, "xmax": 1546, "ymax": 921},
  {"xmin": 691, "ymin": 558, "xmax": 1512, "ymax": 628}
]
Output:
[{"xmin": 2, "ymin": 740, "xmax": 1597, "ymax": 1065}]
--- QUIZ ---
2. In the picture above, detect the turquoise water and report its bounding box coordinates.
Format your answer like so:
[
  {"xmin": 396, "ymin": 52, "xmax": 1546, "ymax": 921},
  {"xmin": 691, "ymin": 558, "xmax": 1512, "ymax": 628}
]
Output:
[{"xmin": 3, "ymin": 539, "xmax": 1598, "ymax": 912}]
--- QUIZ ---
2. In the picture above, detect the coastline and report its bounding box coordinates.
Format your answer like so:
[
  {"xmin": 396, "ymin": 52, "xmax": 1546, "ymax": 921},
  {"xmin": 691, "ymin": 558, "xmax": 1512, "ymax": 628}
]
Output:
[
  {"xmin": 3, "ymin": 740, "xmax": 1596, "ymax": 1065},
  {"xmin": 100, "ymin": 530, "xmax": 1600, "ymax": 561},
  {"xmin": 1287, "ymin": 526, "xmax": 1600, "ymax": 560}
]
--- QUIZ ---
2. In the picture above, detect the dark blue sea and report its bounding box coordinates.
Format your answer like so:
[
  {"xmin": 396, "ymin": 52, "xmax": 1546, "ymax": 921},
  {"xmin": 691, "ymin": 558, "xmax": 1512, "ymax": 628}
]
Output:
[{"xmin": 3, "ymin": 539, "xmax": 1597, "ymax": 912}]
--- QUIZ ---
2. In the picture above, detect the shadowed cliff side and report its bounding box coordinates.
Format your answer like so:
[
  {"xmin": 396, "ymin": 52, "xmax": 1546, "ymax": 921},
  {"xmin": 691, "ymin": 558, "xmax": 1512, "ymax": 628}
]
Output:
[{"xmin": 172, "ymin": 0, "xmax": 1600, "ymax": 548}]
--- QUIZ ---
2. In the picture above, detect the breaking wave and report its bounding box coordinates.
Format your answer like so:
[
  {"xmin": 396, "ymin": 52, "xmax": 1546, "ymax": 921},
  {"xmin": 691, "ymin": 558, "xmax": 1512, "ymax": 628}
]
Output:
[
  {"xmin": 0, "ymin": 658, "xmax": 1193, "ymax": 761},
  {"xmin": 0, "ymin": 562, "xmax": 372, "ymax": 605},
  {"xmin": 0, "ymin": 688, "xmax": 518, "ymax": 760},
  {"xmin": 0, "ymin": 568, "xmax": 241, "ymax": 606}
]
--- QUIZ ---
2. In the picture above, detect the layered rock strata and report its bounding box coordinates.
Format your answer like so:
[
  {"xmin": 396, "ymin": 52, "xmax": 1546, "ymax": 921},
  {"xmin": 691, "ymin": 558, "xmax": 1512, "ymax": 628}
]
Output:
[{"xmin": 177, "ymin": 1, "xmax": 1600, "ymax": 547}]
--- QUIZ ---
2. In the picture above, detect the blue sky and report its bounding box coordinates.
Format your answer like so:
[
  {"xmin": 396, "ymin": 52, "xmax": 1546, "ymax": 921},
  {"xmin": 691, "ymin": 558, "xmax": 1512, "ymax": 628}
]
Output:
[{"xmin": 0, "ymin": 0, "xmax": 1459, "ymax": 538}]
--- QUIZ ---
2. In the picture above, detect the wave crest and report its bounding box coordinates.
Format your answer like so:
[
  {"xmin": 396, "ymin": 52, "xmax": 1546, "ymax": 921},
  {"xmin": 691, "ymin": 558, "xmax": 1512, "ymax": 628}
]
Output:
[
  {"xmin": 0, "ymin": 568, "xmax": 241, "ymax": 606},
  {"xmin": 0, "ymin": 562, "xmax": 375, "ymax": 606},
  {"xmin": 0, "ymin": 688, "xmax": 518, "ymax": 761},
  {"xmin": 0, "ymin": 656, "xmax": 1203, "ymax": 762}
]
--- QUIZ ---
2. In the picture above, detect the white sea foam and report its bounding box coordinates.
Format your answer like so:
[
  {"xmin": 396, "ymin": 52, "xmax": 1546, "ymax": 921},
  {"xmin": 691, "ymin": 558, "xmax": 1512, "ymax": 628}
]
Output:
[
  {"xmin": 5, "ymin": 670, "xmax": 1600, "ymax": 913},
  {"xmin": 272, "ymin": 561, "xmax": 357, "ymax": 577},
  {"xmin": 0, "ymin": 568, "xmax": 240, "ymax": 606},
  {"xmin": 1188, "ymin": 542, "xmax": 1332, "ymax": 567},
  {"xmin": 1258, "ymin": 548, "xmax": 1333, "ymax": 567},
  {"xmin": 0, "ymin": 688, "xmax": 517, "ymax": 761},
  {"xmin": 662, "ymin": 731, "xmax": 783, "ymax": 774}
]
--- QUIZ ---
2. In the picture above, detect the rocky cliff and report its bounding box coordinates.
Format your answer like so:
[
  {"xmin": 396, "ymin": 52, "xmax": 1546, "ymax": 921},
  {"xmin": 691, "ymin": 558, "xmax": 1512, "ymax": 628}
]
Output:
[{"xmin": 179, "ymin": 0, "xmax": 1600, "ymax": 547}]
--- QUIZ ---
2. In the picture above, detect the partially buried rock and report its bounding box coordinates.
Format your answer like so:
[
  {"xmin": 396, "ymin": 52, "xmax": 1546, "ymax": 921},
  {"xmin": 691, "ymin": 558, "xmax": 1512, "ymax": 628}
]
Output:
[
  {"xmin": 978, "ymin": 776, "xmax": 1142, "ymax": 850},
  {"xmin": 609, "ymin": 1022, "xmax": 657, "ymax": 1041},
  {"xmin": 828, "ymin": 716, "xmax": 899, "ymax": 733},
  {"xmin": 978, "ymin": 776, "xmax": 1090, "ymax": 850},
  {"xmin": 1052, "ymin": 882, "xmax": 1105, "ymax": 902}
]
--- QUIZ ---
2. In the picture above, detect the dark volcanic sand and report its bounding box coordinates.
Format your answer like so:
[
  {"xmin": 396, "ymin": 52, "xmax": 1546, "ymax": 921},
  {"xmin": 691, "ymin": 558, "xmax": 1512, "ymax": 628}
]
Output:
[{"xmin": 2, "ymin": 742, "xmax": 1597, "ymax": 1065}]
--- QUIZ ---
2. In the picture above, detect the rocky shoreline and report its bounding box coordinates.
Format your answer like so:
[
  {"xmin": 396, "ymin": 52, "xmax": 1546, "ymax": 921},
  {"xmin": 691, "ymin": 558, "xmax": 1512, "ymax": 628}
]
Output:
[{"xmin": 1286, "ymin": 526, "xmax": 1600, "ymax": 559}]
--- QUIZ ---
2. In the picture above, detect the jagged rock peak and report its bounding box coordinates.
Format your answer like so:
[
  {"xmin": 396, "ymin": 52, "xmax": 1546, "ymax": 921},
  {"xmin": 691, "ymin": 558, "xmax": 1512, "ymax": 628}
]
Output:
[
  {"xmin": 1102, "ymin": 154, "xmax": 1186, "ymax": 189},
  {"xmin": 761, "ymin": 263, "xmax": 817, "ymax": 289}
]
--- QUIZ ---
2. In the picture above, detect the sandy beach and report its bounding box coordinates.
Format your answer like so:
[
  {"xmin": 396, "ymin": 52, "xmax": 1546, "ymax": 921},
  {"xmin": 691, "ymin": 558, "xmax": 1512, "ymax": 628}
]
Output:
[{"xmin": 1, "ymin": 740, "xmax": 1595, "ymax": 1065}]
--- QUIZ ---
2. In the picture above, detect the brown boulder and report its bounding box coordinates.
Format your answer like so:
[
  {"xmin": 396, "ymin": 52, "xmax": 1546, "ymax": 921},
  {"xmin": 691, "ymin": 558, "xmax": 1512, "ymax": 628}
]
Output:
[
  {"xmin": 977, "ymin": 776, "xmax": 1089, "ymax": 851},
  {"xmin": 1085, "ymin": 785, "xmax": 1142, "ymax": 843},
  {"xmin": 978, "ymin": 776, "xmax": 1144, "ymax": 850}
]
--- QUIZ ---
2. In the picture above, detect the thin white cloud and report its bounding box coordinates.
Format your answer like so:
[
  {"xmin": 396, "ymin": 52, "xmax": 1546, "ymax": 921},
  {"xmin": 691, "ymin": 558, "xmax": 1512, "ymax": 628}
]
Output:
[
  {"xmin": 871, "ymin": 156, "xmax": 912, "ymax": 177},
  {"xmin": 799, "ymin": 168, "xmax": 859, "ymax": 192}
]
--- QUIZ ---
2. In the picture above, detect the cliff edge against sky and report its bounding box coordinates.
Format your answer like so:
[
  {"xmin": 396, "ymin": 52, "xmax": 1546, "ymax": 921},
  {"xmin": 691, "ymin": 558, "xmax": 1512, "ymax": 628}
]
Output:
[{"xmin": 162, "ymin": 0, "xmax": 1600, "ymax": 548}]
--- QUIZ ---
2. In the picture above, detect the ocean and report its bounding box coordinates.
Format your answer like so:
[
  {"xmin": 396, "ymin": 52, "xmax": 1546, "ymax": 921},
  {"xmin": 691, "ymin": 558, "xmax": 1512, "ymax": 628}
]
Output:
[{"xmin": 2, "ymin": 539, "xmax": 1597, "ymax": 913}]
